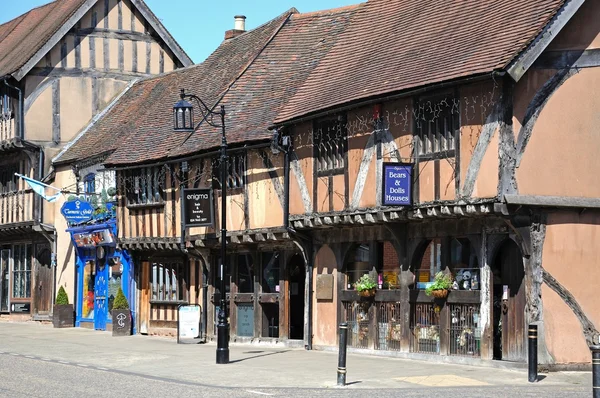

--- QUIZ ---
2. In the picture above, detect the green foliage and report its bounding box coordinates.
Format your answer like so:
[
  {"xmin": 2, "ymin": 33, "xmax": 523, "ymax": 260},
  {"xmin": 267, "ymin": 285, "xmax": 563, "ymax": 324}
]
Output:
[
  {"xmin": 101, "ymin": 189, "xmax": 109, "ymax": 204},
  {"xmin": 354, "ymin": 274, "xmax": 377, "ymax": 292},
  {"xmin": 89, "ymin": 195, "xmax": 99, "ymax": 208},
  {"xmin": 56, "ymin": 286, "xmax": 69, "ymax": 305},
  {"xmin": 112, "ymin": 287, "xmax": 129, "ymax": 310},
  {"xmin": 67, "ymin": 195, "xmax": 77, "ymax": 202},
  {"xmin": 425, "ymin": 272, "xmax": 453, "ymax": 296}
]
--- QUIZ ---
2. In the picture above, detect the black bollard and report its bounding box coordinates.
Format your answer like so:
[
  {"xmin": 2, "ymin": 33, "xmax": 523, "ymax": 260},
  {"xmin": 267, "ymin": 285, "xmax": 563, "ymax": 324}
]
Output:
[
  {"xmin": 528, "ymin": 324, "xmax": 538, "ymax": 382},
  {"xmin": 337, "ymin": 322, "xmax": 348, "ymax": 386},
  {"xmin": 592, "ymin": 345, "xmax": 600, "ymax": 398}
]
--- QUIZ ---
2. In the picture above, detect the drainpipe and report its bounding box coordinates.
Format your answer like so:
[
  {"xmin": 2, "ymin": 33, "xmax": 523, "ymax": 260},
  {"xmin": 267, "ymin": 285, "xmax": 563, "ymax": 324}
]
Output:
[{"xmin": 283, "ymin": 136, "xmax": 290, "ymax": 229}]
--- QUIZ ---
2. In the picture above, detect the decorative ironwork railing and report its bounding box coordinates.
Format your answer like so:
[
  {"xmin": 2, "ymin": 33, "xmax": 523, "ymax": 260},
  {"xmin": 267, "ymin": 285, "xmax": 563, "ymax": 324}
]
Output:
[
  {"xmin": 449, "ymin": 303, "xmax": 481, "ymax": 357},
  {"xmin": 410, "ymin": 303, "xmax": 440, "ymax": 354}
]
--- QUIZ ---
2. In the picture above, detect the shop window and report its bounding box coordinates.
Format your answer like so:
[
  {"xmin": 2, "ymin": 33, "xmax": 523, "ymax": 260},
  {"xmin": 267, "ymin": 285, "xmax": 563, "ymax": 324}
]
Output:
[
  {"xmin": 415, "ymin": 95, "xmax": 458, "ymax": 159},
  {"xmin": 12, "ymin": 244, "xmax": 31, "ymax": 298},
  {"xmin": 82, "ymin": 260, "xmax": 95, "ymax": 319},
  {"xmin": 0, "ymin": 164, "xmax": 19, "ymax": 194},
  {"xmin": 212, "ymin": 153, "xmax": 245, "ymax": 190},
  {"xmin": 262, "ymin": 252, "xmax": 279, "ymax": 293},
  {"xmin": 314, "ymin": 117, "xmax": 346, "ymax": 175},
  {"xmin": 151, "ymin": 261, "xmax": 187, "ymax": 302},
  {"xmin": 237, "ymin": 253, "xmax": 254, "ymax": 293},
  {"xmin": 125, "ymin": 166, "xmax": 165, "ymax": 205},
  {"xmin": 450, "ymin": 238, "xmax": 479, "ymax": 291},
  {"xmin": 415, "ymin": 239, "xmax": 442, "ymax": 288},
  {"xmin": 382, "ymin": 241, "xmax": 399, "ymax": 288},
  {"xmin": 345, "ymin": 244, "xmax": 372, "ymax": 289}
]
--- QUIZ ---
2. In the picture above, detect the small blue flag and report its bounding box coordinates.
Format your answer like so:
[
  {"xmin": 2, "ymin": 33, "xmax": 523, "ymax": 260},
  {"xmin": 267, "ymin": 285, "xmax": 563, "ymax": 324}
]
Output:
[{"xmin": 15, "ymin": 173, "xmax": 62, "ymax": 203}]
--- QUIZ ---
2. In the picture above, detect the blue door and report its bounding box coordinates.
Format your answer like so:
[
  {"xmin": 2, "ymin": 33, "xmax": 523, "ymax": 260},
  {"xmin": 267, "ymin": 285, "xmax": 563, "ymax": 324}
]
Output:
[{"xmin": 94, "ymin": 260, "xmax": 108, "ymax": 330}]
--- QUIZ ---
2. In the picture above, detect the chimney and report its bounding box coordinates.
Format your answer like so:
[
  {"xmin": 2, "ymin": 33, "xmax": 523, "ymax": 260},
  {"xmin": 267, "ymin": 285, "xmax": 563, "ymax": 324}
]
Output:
[{"xmin": 225, "ymin": 15, "xmax": 246, "ymax": 40}]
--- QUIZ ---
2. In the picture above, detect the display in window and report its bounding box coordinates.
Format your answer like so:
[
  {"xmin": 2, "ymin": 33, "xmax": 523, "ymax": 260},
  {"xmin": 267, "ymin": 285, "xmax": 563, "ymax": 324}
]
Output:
[{"xmin": 82, "ymin": 260, "xmax": 95, "ymax": 319}]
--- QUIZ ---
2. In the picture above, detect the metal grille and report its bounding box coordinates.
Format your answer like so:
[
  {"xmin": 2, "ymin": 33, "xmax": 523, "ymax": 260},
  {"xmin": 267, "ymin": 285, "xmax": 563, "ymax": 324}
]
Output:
[
  {"xmin": 410, "ymin": 303, "xmax": 440, "ymax": 354},
  {"xmin": 343, "ymin": 301, "xmax": 369, "ymax": 349},
  {"xmin": 376, "ymin": 302, "xmax": 402, "ymax": 351},
  {"xmin": 449, "ymin": 304, "xmax": 481, "ymax": 357}
]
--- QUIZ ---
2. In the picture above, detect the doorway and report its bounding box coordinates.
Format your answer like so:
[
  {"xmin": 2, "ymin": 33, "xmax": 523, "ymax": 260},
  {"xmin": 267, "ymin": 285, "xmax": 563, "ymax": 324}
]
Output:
[
  {"xmin": 94, "ymin": 257, "xmax": 108, "ymax": 330},
  {"xmin": 288, "ymin": 254, "xmax": 305, "ymax": 340},
  {"xmin": 33, "ymin": 244, "xmax": 53, "ymax": 316},
  {"xmin": 0, "ymin": 249, "xmax": 9, "ymax": 313},
  {"xmin": 492, "ymin": 239, "xmax": 526, "ymax": 361}
]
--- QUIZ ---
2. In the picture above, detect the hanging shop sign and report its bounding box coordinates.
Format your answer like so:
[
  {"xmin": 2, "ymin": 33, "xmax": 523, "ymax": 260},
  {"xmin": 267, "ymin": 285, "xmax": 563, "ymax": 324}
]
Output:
[
  {"xmin": 73, "ymin": 229, "xmax": 114, "ymax": 248},
  {"xmin": 61, "ymin": 199, "xmax": 94, "ymax": 224},
  {"xmin": 182, "ymin": 188, "xmax": 214, "ymax": 227},
  {"xmin": 382, "ymin": 162, "xmax": 413, "ymax": 206}
]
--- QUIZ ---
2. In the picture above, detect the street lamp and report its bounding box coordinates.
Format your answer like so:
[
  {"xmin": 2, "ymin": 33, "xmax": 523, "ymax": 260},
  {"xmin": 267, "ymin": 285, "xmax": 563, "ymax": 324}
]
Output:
[{"xmin": 173, "ymin": 88, "xmax": 229, "ymax": 364}]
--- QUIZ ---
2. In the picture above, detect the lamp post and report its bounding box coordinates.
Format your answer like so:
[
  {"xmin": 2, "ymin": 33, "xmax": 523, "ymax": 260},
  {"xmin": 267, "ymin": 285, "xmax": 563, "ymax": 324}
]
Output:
[{"xmin": 173, "ymin": 88, "xmax": 229, "ymax": 364}]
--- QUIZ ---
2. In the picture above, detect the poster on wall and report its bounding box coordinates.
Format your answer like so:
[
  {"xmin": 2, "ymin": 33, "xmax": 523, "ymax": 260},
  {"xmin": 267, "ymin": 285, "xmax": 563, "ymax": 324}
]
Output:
[{"xmin": 382, "ymin": 163, "xmax": 413, "ymax": 206}]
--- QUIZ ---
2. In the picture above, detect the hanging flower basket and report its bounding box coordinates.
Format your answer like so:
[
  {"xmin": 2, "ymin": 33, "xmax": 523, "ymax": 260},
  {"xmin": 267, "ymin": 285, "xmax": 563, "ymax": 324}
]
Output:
[
  {"xmin": 358, "ymin": 288, "xmax": 376, "ymax": 298},
  {"xmin": 430, "ymin": 289, "xmax": 449, "ymax": 299}
]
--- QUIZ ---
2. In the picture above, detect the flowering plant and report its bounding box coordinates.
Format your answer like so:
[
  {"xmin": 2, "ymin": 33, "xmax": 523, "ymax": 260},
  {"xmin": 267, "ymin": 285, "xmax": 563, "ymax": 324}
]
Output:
[
  {"xmin": 425, "ymin": 272, "xmax": 453, "ymax": 296},
  {"xmin": 354, "ymin": 274, "xmax": 377, "ymax": 292}
]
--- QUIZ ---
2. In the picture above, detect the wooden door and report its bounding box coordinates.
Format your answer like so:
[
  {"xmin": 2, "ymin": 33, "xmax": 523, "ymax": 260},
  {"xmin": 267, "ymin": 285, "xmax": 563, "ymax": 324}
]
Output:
[
  {"xmin": 496, "ymin": 240, "xmax": 526, "ymax": 362},
  {"xmin": 139, "ymin": 261, "xmax": 150, "ymax": 334},
  {"xmin": 33, "ymin": 243, "xmax": 53, "ymax": 316}
]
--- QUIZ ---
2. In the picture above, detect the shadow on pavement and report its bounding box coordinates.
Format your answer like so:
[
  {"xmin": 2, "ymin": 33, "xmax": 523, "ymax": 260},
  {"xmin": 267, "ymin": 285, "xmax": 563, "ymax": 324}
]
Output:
[{"xmin": 230, "ymin": 350, "xmax": 290, "ymax": 363}]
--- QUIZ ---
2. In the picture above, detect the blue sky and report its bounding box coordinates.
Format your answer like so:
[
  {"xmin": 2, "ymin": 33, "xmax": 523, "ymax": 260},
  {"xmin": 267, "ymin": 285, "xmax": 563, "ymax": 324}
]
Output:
[{"xmin": 1, "ymin": 0, "xmax": 360, "ymax": 63}]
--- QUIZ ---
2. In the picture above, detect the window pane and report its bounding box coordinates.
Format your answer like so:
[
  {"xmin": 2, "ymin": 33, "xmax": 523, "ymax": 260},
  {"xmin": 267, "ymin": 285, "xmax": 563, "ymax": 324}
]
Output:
[
  {"xmin": 262, "ymin": 252, "xmax": 279, "ymax": 293},
  {"xmin": 237, "ymin": 254, "xmax": 254, "ymax": 293},
  {"xmin": 416, "ymin": 239, "xmax": 442, "ymax": 287},
  {"xmin": 152, "ymin": 264, "xmax": 158, "ymax": 300}
]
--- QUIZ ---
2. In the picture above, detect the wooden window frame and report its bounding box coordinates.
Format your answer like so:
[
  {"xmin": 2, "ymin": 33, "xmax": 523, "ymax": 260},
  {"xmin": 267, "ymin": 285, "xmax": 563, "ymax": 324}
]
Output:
[
  {"xmin": 125, "ymin": 166, "xmax": 165, "ymax": 206},
  {"xmin": 0, "ymin": 91, "xmax": 14, "ymax": 122},
  {"xmin": 0, "ymin": 163, "xmax": 19, "ymax": 195},
  {"xmin": 313, "ymin": 116, "xmax": 347, "ymax": 176},
  {"xmin": 150, "ymin": 260, "xmax": 188, "ymax": 303},
  {"xmin": 414, "ymin": 93, "xmax": 459, "ymax": 161},
  {"xmin": 12, "ymin": 244, "xmax": 31, "ymax": 299},
  {"xmin": 212, "ymin": 152, "xmax": 246, "ymax": 190}
]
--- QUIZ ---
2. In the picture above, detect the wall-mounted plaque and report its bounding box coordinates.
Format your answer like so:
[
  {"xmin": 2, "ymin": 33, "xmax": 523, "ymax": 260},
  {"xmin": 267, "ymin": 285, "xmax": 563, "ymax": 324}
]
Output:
[
  {"xmin": 316, "ymin": 274, "xmax": 334, "ymax": 300},
  {"xmin": 11, "ymin": 302, "xmax": 30, "ymax": 313},
  {"xmin": 237, "ymin": 303, "xmax": 254, "ymax": 337}
]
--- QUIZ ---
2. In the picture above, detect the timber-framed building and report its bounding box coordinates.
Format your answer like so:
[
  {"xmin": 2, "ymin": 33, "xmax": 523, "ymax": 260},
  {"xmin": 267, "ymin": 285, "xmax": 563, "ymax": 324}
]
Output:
[
  {"xmin": 1, "ymin": 0, "xmax": 191, "ymax": 321},
  {"xmin": 54, "ymin": 0, "xmax": 599, "ymax": 368}
]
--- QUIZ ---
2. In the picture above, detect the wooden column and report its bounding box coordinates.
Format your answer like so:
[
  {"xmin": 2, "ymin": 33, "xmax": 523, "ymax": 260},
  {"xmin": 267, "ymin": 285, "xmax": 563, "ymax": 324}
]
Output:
[{"xmin": 279, "ymin": 251, "xmax": 289, "ymax": 340}]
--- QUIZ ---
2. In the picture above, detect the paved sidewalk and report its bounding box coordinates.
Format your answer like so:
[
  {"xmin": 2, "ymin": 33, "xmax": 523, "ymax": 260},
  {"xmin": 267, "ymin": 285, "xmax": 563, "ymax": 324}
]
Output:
[{"xmin": 0, "ymin": 322, "xmax": 592, "ymax": 391}]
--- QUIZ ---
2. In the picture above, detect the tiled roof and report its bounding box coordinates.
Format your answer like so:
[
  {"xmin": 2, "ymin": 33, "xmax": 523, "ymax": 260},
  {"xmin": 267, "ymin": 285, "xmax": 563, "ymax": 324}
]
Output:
[
  {"xmin": 275, "ymin": 0, "xmax": 567, "ymax": 123},
  {"xmin": 168, "ymin": 5, "xmax": 360, "ymax": 158},
  {"xmin": 0, "ymin": 0, "xmax": 87, "ymax": 78},
  {"xmin": 60, "ymin": 5, "xmax": 359, "ymax": 166},
  {"xmin": 58, "ymin": 8, "xmax": 297, "ymax": 165}
]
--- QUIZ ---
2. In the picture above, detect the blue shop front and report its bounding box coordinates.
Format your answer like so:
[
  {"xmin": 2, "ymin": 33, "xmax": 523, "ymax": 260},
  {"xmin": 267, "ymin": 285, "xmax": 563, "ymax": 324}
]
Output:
[{"xmin": 63, "ymin": 201, "xmax": 135, "ymax": 332}]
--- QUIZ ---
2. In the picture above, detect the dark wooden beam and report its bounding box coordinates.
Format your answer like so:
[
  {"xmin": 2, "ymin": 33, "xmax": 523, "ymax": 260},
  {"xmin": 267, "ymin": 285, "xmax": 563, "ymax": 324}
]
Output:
[
  {"xmin": 52, "ymin": 80, "xmax": 60, "ymax": 143},
  {"xmin": 29, "ymin": 67, "xmax": 147, "ymax": 80}
]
